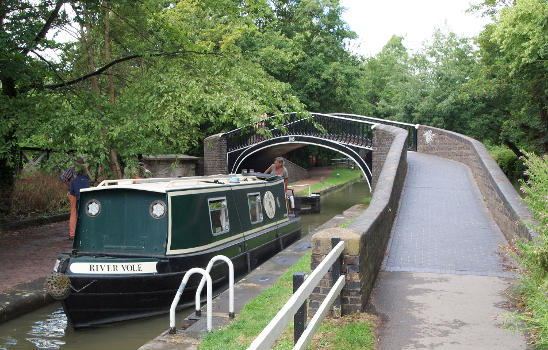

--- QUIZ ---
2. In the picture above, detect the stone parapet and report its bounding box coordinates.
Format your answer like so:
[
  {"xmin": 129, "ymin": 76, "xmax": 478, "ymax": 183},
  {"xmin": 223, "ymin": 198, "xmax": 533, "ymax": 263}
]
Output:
[
  {"xmin": 417, "ymin": 126, "xmax": 536, "ymax": 241},
  {"xmin": 310, "ymin": 125, "xmax": 408, "ymax": 315},
  {"xmin": 203, "ymin": 133, "xmax": 228, "ymax": 175}
]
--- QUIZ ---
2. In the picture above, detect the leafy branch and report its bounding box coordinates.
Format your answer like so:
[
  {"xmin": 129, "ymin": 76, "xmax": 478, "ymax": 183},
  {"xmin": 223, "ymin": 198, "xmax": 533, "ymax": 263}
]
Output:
[{"xmin": 42, "ymin": 49, "xmax": 222, "ymax": 90}]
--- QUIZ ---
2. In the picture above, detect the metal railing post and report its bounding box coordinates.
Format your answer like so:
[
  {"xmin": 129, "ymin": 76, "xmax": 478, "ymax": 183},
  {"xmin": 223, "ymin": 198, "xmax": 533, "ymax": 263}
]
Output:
[
  {"xmin": 414, "ymin": 124, "xmax": 420, "ymax": 151},
  {"xmin": 196, "ymin": 255, "xmax": 234, "ymax": 318},
  {"xmin": 331, "ymin": 237, "xmax": 342, "ymax": 318},
  {"xmin": 169, "ymin": 267, "xmax": 212, "ymax": 334},
  {"xmin": 293, "ymin": 272, "xmax": 307, "ymax": 344}
]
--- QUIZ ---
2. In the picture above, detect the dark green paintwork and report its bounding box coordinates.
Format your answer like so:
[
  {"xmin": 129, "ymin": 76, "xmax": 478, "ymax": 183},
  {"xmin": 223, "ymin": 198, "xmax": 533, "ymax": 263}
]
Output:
[
  {"xmin": 168, "ymin": 179, "xmax": 288, "ymax": 252},
  {"xmin": 76, "ymin": 190, "xmax": 168, "ymax": 255},
  {"xmin": 74, "ymin": 179, "xmax": 293, "ymax": 256}
]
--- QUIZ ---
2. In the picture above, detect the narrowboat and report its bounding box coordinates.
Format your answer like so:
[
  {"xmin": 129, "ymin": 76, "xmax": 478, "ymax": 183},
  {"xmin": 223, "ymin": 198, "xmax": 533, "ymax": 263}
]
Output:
[{"xmin": 45, "ymin": 173, "xmax": 301, "ymax": 328}]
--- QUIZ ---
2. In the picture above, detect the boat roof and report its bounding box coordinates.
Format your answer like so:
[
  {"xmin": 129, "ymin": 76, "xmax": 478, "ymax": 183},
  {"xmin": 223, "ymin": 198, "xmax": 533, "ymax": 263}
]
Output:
[{"xmin": 80, "ymin": 173, "xmax": 282, "ymax": 194}]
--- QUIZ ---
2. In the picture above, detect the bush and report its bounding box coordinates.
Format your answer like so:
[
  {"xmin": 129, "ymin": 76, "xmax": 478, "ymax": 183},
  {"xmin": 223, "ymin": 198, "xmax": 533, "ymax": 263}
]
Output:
[
  {"xmin": 487, "ymin": 143, "xmax": 525, "ymax": 181},
  {"xmin": 508, "ymin": 151, "xmax": 548, "ymax": 348},
  {"xmin": 8, "ymin": 171, "xmax": 70, "ymax": 218}
]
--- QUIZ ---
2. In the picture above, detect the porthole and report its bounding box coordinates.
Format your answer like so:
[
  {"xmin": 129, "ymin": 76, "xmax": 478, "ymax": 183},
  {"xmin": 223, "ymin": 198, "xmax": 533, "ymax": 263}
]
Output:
[
  {"xmin": 86, "ymin": 199, "xmax": 101, "ymax": 217},
  {"xmin": 150, "ymin": 200, "xmax": 167, "ymax": 219}
]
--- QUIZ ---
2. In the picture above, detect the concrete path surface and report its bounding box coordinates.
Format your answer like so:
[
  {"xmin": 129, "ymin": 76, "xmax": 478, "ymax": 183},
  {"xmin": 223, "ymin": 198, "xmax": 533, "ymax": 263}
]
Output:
[{"xmin": 369, "ymin": 152, "xmax": 526, "ymax": 349}]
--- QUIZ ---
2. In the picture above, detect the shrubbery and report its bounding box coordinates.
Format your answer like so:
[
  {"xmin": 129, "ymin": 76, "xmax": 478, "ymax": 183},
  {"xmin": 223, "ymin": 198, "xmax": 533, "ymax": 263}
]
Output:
[
  {"xmin": 487, "ymin": 143, "xmax": 525, "ymax": 182},
  {"xmin": 7, "ymin": 171, "xmax": 69, "ymax": 218},
  {"xmin": 509, "ymin": 152, "xmax": 548, "ymax": 348}
]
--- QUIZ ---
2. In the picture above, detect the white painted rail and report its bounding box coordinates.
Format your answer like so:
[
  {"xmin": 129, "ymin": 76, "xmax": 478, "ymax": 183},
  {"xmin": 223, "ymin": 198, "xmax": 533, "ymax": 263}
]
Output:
[
  {"xmin": 287, "ymin": 183, "xmax": 312, "ymax": 197},
  {"xmin": 294, "ymin": 275, "xmax": 345, "ymax": 350},
  {"xmin": 195, "ymin": 255, "xmax": 234, "ymax": 318},
  {"xmin": 246, "ymin": 241, "xmax": 345, "ymax": 350},
  {"xmin": 169, "ymin": 268, "xmax": 212, "ymax": 333}
]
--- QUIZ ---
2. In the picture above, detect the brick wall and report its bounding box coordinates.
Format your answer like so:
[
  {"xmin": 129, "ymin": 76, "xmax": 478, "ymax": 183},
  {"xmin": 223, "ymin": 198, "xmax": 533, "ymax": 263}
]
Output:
[
  {"xmin": 203, "ymin": 133, "xmax": 228, "ymax": 175},
  {"xmin": 417, "ymin": 126, "xmax": 536, "ymax": 241},
  {"xmin": 310, "ymin": 125, "xmax": 408, "ymax": 315}
]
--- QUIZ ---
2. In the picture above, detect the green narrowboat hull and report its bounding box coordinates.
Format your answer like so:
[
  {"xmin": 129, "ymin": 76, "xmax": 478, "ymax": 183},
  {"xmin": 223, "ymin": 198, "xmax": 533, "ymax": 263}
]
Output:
[{"xmin": 48, "ymin": 174, "xmax": 302, "ymax": 328}]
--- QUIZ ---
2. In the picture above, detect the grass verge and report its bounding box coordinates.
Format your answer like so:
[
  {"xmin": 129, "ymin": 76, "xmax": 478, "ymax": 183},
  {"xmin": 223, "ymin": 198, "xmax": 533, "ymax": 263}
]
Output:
[
  {"xmin": 292, "ymin": 168, "xmax": 362, "ymax": 196},
  {"xmin": 200, "ymin": 251, "xmax": 376, "ymax": 350}
]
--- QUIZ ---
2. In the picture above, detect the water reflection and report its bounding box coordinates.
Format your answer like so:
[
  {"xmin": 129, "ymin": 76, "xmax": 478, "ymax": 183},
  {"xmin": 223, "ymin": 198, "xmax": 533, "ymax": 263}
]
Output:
[
  {"xmin": 0, "ymin": 181, "xmax": 370, "ymax": 350},
  {"xmin": 25, "ymin": 309, "xmax": 66, "ymax": 349}
]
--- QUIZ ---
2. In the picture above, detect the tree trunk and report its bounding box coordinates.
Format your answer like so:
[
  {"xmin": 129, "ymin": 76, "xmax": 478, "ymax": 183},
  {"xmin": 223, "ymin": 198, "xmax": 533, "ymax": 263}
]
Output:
[
  {"xmin": 79, "ymin": 4, "xmax": 122, "ymax": 179},
  {"xmin": 104, "ymin": 0, "xmax": 122, "ymax": 179},
  {"xmin": 0, "ymin": 77, "xmax": 18, "ymax": 217}
]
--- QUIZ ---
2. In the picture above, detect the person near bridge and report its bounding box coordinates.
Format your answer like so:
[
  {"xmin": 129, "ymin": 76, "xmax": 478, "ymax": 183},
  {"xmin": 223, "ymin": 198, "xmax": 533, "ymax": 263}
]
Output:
[{"xmin": 264, "ymin": 157, "xmax": 288, "ymax": 190}]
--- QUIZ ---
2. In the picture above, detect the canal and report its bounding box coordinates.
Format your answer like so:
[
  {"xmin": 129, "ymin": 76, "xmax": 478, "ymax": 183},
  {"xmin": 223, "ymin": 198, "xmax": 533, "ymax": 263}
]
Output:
[{"xmin": 0, "ymin": 181, "xmax": 371, "ymax": 350}]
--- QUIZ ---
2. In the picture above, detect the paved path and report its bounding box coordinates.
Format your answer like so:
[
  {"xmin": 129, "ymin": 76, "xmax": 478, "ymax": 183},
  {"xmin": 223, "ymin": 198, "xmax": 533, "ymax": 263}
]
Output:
[
  {"xmin": 369, "ymin": 152, "xmax": 526, "ymax": 349},
  {"xmin": 0, "ymin": 221, "xmax": 72, "ymax": 292}
]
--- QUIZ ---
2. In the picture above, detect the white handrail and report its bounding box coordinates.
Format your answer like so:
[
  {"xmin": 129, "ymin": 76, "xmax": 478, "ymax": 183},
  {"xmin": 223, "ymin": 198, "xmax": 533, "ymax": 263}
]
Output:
[
  {"xmin": 246, "ymin": 241, "xmax": 345, "ymax": 350},
  {"xmin": 195, "ymin": 255, "xmax": 234, "ymax": 318},
  {"xmin": 169, "ymin": 268, "xmax": 212, "ymax": 333},
  {"xmin": 293, "ymin": 275, "xmax": 345, "ymax": 350},
  {"xmin": 287, "ymin": 184, "xmax": 311, "ymax": 197}
]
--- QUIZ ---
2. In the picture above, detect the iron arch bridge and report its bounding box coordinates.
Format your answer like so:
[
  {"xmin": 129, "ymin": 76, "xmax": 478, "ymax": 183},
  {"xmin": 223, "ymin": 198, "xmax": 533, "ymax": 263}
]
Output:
[{"xmin": 222, "ymin": 112, "xmax": 387, "ymax": 189}]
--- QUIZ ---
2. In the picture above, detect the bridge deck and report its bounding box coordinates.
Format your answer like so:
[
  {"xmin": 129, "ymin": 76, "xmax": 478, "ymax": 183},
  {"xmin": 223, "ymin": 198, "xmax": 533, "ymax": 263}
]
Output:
[{"xmin": 369, "ymin": 152, "xmax": 526, "ymax": 349}]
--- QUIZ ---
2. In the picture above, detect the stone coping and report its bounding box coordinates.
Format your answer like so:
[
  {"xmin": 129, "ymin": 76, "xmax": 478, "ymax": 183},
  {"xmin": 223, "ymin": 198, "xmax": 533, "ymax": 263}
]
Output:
[
  {"xmin": 310, "ymin": 124, "xmax": 409, "ymax": 313},
  {"xmin": 351, "ymin": 124, "xmax": 408, "ymax": 232}
]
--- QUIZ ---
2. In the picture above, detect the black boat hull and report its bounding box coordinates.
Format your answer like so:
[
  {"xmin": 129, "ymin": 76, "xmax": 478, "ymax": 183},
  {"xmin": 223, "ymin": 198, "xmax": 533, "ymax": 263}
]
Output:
[{"xmin": 62, "ymin": 221, "xmax": 301, "ymax": 328}]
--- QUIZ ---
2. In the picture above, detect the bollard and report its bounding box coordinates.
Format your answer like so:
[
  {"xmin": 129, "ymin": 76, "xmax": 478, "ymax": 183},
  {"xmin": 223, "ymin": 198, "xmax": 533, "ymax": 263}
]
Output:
[
  {"xmin": 293, "ymin": 272, "xmax": 307, "ymax": 345},
  {"xmin": 331, "ymin": 237, "xmax": 341, "ymax": 318}
]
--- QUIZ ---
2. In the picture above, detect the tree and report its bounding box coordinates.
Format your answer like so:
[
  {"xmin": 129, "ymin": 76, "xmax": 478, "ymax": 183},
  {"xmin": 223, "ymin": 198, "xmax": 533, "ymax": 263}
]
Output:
[
  {"xmin": 0, "ymin": 0, "xmax": 70, "ymax": 214},
  {"xmin": 240, "ymin": 0, "xmax": 367, "ymax": 113},
  {"xmin": 472, "ymin": 0, "xmax": 548, "ymax": 153}
]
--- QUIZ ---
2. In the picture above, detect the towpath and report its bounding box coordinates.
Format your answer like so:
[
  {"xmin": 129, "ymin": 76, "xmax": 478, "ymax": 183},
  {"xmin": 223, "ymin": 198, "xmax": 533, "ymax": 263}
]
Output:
[
  {"xmin": 0, "ymin": 220, "xmax": 71, "ymax": 322},
  {"xmin": 368, "ymin": 152, "xmax": 526, "ymax": 349},
  {"xmin": 289, "ymin": 167, "xmax": 333, "ymax": 189},
  {"xmin": 0, "ymin": 221, "xmax": 71, "ymax": 292}
]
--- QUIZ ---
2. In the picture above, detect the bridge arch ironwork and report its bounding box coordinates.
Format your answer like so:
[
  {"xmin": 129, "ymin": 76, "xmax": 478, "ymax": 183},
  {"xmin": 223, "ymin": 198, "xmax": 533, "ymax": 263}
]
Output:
[
  {"xmin": 222, "ymin": 112, "xmax": 376, "ymax": 189},
  {"xmin": 231, "ymin": 135, "xmax": 373, "ymax": 189},
  {"xmin": 327, "ymin": 113, "xmax": 418, "ymax": 151}
]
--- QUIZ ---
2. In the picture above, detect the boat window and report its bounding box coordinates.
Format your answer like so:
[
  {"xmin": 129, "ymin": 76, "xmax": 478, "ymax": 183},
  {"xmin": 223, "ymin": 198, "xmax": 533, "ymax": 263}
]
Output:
[
  {"xmin": 247, "ymin": 193, "xmax": 263, "ymax": 224},
  {"xmin": 208, "ymin": 197, "xmax": 230, "ymax": 235}
]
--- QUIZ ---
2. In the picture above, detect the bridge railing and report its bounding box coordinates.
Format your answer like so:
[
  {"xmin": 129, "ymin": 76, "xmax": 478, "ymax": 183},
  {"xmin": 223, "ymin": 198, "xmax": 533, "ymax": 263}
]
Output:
[
  {"xmin": 223, "ymin": 112, "xmax": 375, "ymax": 153},
  {"xmin": 328, "ymin": 113, "xmax": 418, "ymax": 151}
]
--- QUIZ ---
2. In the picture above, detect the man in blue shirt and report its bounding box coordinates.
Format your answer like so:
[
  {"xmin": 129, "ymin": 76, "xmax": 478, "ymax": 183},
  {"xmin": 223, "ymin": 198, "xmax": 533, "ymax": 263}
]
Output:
[{"xmin": 68, "ymin": 161, "xmax": 89, "ymax": 239}]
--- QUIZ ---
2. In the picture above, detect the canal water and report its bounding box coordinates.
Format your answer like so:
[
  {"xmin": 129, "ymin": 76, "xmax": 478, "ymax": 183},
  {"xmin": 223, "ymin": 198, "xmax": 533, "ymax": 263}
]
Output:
[{"xmin": 0, "ymin": 181, "xmax": 371, "ymax": 350}]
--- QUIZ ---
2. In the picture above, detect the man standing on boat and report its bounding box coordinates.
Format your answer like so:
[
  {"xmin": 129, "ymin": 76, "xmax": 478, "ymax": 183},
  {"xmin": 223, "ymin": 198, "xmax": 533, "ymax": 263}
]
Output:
[{"xmin": 264, "ymin": 157, "xmax": 288, "ymax": 190}]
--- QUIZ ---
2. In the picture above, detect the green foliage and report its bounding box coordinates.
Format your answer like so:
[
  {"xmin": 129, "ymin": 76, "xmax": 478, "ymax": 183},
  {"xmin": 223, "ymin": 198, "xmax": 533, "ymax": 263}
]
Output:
[
  {"xmin": 486, "ymin": 143, "xmax": 524, "ymax": 181},
  {"xmin": 243, "ymin": 0, "xmax": 367, "ymax": 113},
  {"xmin": 471, "ymin": 0, "xmax": 548, "ymax": 153},
  {"xmin": 507, "ymin": 151, "xmax": 548, "ymax": 348},
  {"xmin": 518, "ymin": 152, "xmax": 548, "ymax": 234},
  {"xmin": 272, "ymin": 313, "xmax": 375, "ymax": 350}
]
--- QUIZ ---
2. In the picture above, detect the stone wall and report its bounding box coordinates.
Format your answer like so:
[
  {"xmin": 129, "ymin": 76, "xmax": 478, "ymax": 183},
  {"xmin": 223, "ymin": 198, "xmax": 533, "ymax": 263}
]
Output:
[
  {"xmin": 204, "ymin": 133, "xmax": 228, "ymax": 175},
  {"xmin": 310, "ymin": 125, "xmax": 408, "ymax": 315},
  {"xmin": 281, "ymin": 158, "xmax": 308, "ymax": 183},
  {"xmin": 417, "ymin": 125, "xmax": 536, "ymax": 241},
  {"xmin": 142, "ymin": 155, "xmax": 200, "ymax": 178}
]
